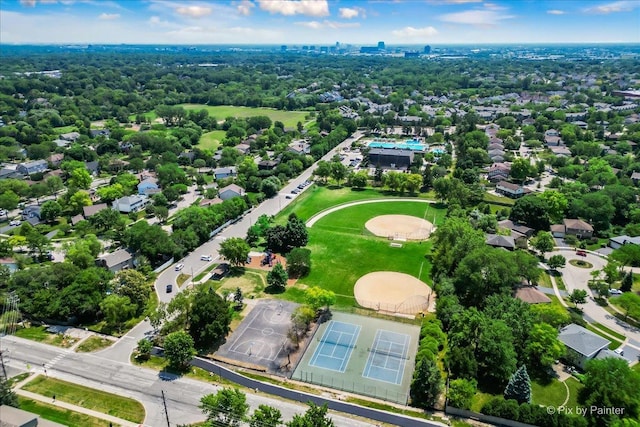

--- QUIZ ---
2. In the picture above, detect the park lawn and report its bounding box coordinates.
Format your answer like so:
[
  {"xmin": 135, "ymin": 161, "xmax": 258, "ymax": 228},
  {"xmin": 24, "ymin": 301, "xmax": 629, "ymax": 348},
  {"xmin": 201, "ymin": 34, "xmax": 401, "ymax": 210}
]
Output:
[
  {"xmin": 18, "ymin": 398, "xmax": 111, "ymax": 427},
  {"xmin": 470, "ymin": 391, "xmax": 499, "ymax": 412},
  {"xmin": 53, "ymin": 125, "xmax": 78, "ymax": 134},
  {"xmin": 75, "ymin": 335, "xmax": 114, "ymax": 353},
  {"xmin": 564, "ymin": 377, "xmax": 583, "ymax": 409},
  {"xmin": 217, "ymin": 269, "xmax": 266, "ymax": 299},
  {"xmin": 14, "ymin": 326, "xmax": 79, "ymax": 348},
  {"xmin": 483, "ymin": 192, "xmax": 515, "ymax": 206},
  {"xmin": 22, "ymin": 376, "xmax": 145, "ymax": 424},
  {"xmin": 531, "ymin": 378, "xmax": 568, "ymax": 407},
  {"xmin": 198, "ymin": 130, "xmax": 226, "ymax": 151},
  {"xmin": 179, "ymin": 104, "xmax": 309, "ymax": 128},
  {"xmin": 127, "ymin": 110, "xmax": 158, "ymax": 122}
]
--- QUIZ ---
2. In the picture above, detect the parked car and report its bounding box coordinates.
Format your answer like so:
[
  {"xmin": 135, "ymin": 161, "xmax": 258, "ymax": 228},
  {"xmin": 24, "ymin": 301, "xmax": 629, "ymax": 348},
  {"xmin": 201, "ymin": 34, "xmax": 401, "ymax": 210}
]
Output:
[
  {"xmin": 576, "ymin": 250, "xmax": 587, "ymax": 257},
  {"xmin": 9, "ymin": 220, "xmax": 21, "ymax": 226},
  {"xmin": 609, "ymin": 289, "xmax": 623, "ymax": 295},
  {"xmin": 166, "ymin": 284, "xmax": 173, "ymax": 293},
  {"xmin": 175, "ymin": 263, "xmax": 184, "ymax": 271},
  {"xmin": 200, "ymin": 255, "xmax": 212, "ymax": 261},
  {"xmin": 614, "ymin": 348, "xmax": 624, "ymax": 356}
]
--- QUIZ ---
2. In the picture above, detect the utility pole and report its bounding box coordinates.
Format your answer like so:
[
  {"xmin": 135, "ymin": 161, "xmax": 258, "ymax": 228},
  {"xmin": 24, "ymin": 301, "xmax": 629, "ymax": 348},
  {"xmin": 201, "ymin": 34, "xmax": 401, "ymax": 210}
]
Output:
[
  {"xmin": 161, "ymin": 389, "xmax": 170, "ymax": 427},
  {"xmin": 0, "ymin": 293, "xmax": 20, "ymax": 379}
]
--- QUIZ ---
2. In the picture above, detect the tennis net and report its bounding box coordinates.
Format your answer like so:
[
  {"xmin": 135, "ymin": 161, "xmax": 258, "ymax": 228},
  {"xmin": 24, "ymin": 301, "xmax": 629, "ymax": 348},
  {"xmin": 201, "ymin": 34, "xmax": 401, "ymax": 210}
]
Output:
[{"xmin": 368, "ymin": 347, "xmax": 409, "ymax": 360}]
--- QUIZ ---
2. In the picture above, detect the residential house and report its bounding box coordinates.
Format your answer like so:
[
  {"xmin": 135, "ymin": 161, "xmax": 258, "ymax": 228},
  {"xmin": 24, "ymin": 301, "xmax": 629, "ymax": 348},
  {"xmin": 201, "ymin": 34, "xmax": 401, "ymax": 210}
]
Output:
[
  {"xmin": 551, "ymin": 219, "xmax": 594, "ymax": 239},
  {"xmin": 70, "ymin": 214, "xmax": 84, "ymax": 225},
  {"xmin": 485, "ymin": 234, "xmax": 515, "ymax": 250},
  {"xmin": 495, "ymin": 181, "xmax": 531, "ymax": 199},
  {"xmin": 90, "ymin": 129, "xmax": 110, "ymax": 138},
  {"xmin": 96, "ymin": 248, "xmax": 134, "ymax": 273},
  {"xmin": 53, "ymin": 138, "xmax": 71, "ymax": 148},
  {"xmin": 82, "ymin": 203, "xmax": 108, "ymax": 219},
  {"xmin": 549, "ymin": 146, "xmax": 572, "ymax": 157},
  {"xmin": 17, "ymin": 159, "xmax": 48, "ymax": 176},
  {"xmin": 0, "ymin": 404, "xmax": 66, "ymax": 427},
  {"xmin": 498, "ymin": 219, "xmax": 535, "ymax": 239},
  {"xmin": 558, "ymin": 324, "xmax": 610, "ymax": 370},
  {"xmin": 137, "ymin": 178, "xmax": 159, "ymax": 195},
  {"xmin": 213, "ymin": 167, "xmax": 237, "ymax": 180},
  {"xmin": 200, "ymin": 197, "xmax": 224, "ymax": 208},
  {"xmin": 258, "ymin": 160, "xmax": 280, "ymax": 171},
  {"xmin": 288, "ymin": 140, "xmax": 311, "ymax": 155},
  {"xmin": 85, "ymin": 161, "xmax": 100, "ymax": 176},
  {"xmin": 234, "ymin": 143, "xmax": 251, "ymax": 155},
  {"xmin": 631, "ymin": 171, "xmax": 640, "ymax": 185},
  {"xmin": 368, "ymin": 148, "xmax": 414, "ymax": 169},
  {"xmin": 514, "ymin": 287, "xmax": 551, "ymax": 304},
  {"xmin": 48, "ymin": 153, "xmax": 64, "ymax": 168},
  {"xmin": 60, "ymin": 131, "xmax": 80, "ymax": 142},
  {"xmin": 609, "ymin": 235, "xmax": 640, "ymax": 250},
  {"xmin": 0, "ymin": 165, "xmax": 23, "ymax": 180},
  {"xmin": 544, "ymin": 129, "xmax": 562, "ymax": 146},
  {"xmin": 218, "ymin": 184, "xmax": 245, "ymax": 201},
  {"xmin": 487, "ymin": 163, "xmax": 511, "ymax": 182},
  {"xmin": 112, "ymin": 195, "xmax": 149, "ymax": 213}
]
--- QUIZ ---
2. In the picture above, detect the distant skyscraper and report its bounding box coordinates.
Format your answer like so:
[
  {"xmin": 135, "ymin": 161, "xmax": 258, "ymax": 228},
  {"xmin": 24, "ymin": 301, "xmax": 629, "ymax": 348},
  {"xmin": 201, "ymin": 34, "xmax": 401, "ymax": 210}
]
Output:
[
  {"xmin": 424, "ymin": 45, "xmax": 431, "ymax": 54},
  {"xmin": 378, "ymin": 41, "xmax": 385, "ymax": 50}
]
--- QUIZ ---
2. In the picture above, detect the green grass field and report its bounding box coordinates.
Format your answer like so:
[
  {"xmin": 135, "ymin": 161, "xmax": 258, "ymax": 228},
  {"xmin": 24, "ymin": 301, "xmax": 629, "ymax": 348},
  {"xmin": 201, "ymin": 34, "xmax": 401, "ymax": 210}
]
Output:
[
  {"xmin": 22, "ymin": 376, "xmax": 145, "ymax": 423},
  {"xmin": 180, "ymin": 104, "xmax": 309, "ymax": 128},
  {"xmin": 198, "ymin": 129, "xmax": 226, "ymax": 151},
  {"xmin": 532, "ymin": 378, "xmax": 569, "ymax": 407},
  {"xmin": 18, "ymin": 398, "xmax": 111, "ymax": 427},
  {"xmin": 296, "ymin": 201, "xmax": 444, "ymax": 305},
  {"xmin": 75, "ymin": 336, "xmax": 114, "ymax": 353}
]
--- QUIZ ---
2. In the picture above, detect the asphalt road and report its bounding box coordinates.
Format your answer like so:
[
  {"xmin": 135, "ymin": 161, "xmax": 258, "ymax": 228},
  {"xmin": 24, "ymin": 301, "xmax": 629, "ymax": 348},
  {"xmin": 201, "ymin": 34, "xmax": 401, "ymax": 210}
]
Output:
[
  {"xmin": 154, "ymin": 131, "xmax": 364, "ymax": 303},
  {"xmin": 2, "ymin": 335, "xmax": 382, "ymax": 427}
]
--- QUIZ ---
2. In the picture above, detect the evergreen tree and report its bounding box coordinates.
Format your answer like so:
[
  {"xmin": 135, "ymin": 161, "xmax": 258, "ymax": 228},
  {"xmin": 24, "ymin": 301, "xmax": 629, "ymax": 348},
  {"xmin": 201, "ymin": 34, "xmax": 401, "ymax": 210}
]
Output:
[
  {"xmin": 504, "ymin": 365, "xmax": 532, "ymax": 404},
  {"xmin": 0, "ymin": 378, "xmax": 18, "ymax": 407},
  {"xmin": 621, "ymin": 271, "xmax": 633, "ymax": 293},
  {"xmin": 410, "ymin": 357, "xmax": 442, "ymax": 408}
]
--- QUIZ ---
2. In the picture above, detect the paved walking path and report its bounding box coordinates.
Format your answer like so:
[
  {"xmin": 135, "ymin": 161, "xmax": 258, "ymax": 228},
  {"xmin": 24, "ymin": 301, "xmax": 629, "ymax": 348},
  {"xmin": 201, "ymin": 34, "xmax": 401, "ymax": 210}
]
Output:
[{"xmin": 15, "ymin": 388, "xmax": 140, "ymax": 427}]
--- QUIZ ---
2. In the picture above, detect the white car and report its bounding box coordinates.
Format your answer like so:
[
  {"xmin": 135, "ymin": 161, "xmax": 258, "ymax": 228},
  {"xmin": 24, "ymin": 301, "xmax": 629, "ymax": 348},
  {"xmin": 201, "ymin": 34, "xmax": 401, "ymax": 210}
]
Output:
[
  {"xmin": 9, "ymin": 220, "xmax": 21, "ymax": 226},
  {"xmin": 614, "ymin": 348, "xmax": 624, "ymax": 356},
  {"xmin": 609, "ymin": 289, "xmax": 623, "ymax": 295},
  {"xmin": 174, "ymin": 263, "xmax": 185, "ymax": 271},
  {"xmin": 200, "ymin": 255, "xmax": 212, "ymax": 261}
]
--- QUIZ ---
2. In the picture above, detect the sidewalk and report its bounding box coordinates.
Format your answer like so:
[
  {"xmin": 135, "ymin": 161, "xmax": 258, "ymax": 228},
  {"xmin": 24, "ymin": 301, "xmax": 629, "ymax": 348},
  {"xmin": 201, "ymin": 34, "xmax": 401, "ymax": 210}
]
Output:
[{"xmin": 15, "ymin": 388, "xmax": 140, "ymax": 427}]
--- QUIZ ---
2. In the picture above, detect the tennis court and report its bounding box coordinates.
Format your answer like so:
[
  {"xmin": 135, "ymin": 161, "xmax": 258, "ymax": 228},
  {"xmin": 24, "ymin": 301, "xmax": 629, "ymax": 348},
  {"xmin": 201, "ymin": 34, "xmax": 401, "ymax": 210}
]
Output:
[
  {"xmin": 309, "ymin": 321, "xmax": 361, "ymax": 373},
  {"xmin": 292, "ymin": 311, "xmax": 420, "ymax": 404},
  {"xmin": 363, "ymin": 330, "xmax": 410, "ymax": 384}
]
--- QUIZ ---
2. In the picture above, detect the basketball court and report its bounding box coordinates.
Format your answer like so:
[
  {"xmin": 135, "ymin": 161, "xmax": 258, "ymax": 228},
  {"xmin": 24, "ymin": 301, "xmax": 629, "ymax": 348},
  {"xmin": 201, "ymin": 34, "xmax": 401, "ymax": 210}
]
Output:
[{"xmin": 215, "ymin": 299, "xmax": 298, "ymax": 373}]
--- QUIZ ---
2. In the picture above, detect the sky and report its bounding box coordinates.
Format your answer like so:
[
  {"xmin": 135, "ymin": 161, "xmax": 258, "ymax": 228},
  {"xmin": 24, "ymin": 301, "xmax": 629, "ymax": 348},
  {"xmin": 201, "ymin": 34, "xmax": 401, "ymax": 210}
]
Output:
[{"xmin": 0, "ymin": 0, "xmax": 639, "ymax": 45}]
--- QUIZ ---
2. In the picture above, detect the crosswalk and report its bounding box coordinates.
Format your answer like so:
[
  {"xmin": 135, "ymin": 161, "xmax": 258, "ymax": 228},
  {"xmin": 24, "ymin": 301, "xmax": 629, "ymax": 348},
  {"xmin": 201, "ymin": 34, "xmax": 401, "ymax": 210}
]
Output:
[{"xmin": 43, "ymin": 352, "xmax": 66, "ymax": 370}]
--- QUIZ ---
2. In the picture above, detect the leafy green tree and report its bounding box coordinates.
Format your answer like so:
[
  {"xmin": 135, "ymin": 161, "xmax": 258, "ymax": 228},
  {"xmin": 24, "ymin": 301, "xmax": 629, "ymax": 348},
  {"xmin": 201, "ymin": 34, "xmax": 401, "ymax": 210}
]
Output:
[
  {"xmin": 250, "ymin": 405, "xmax": 282, "ymax": 427},
  {"xmin": 615, "ymin": 292, "xmax": 640, "ymax": 320},
  {"xmin": 405, "ymin": 173, "xmax": 423, "ymax": 193},
  {"xmin": 67, "ymin": 190, "xmax": 92, "ymax": 214},
  {"xmin": 621, "ymin": 271, "xmax": 633, "ymax": 293},
  {"xmin": 526, "ymin": 323, "xmax": 565, "ymax": 369},
  {"xmin": 431, "ymin": 216, "xmax": 485, "ymax": 278},
  {"xmin": 313, "ymin": 161, "xmax": 332, "ymax": 183},
  {"xmin": 510, "ymin": 157, "xmax": 533, "ymax": 183},
  {"xmin": 476, "ymin": 319, "xmax": 517, "ymax": 386},
  {"xmin": 410, "ymin": 357, "xmax": 442, "ymax": 408},
  {"xmin": 570, "ymin": 192, "xmax": 615, "ymax": 232},
  {"xmin": 68, "ymin": 168, "xmax": 92, "ymax": 190},
  {"xmin": 260, "ymin": 176, "xmax": 281, "ymax": 198},
  {"xmin": 547, "ymin": 254, "xmax": 566, "ymax": 270},
  {"xmin": 287, "ymin": 403, "xmax": 334, "ymax": 427},
  {"xmin": 163, "ymin": 330, "xmax": 196, "ymax": 370},
  {"xmin": 305, "ymin": 287, "xmax": 336, "ymax": 313},
  {"xmin": 284, "ymin": 214, "xmax": 308, "ymax": 250},
  {"xmin": 530, "ymin": 304, "xmax": 570, "ymax": 328},
  {"xmin": 189, "ymin": 286, "xmax": 231, "ymax": 348},
  {"xmin": 539, "ymin": 190, "xmax": 568, "ymax": 224},
  {"xmin": 267, "ymin": 263, "xmax": 288, "ymax": 291},
  {"xmin": 233, "ymin": 287, "xmax": 243, "ymax": 310},
  {"xmin": 157, "ymin": 163, "xmax": 188, "ymax": 188},
  {"xmin": 531, "ymin": 231, "xmax": 555, "ymax": 257},
  {"xmin": 40, "ymin": 200, "xmax": 62, "ymax": 223},
  {"xmin": 200, "ymin": 388, "xmax": 249, "ymax": 427},
  {"xmin": 611, "ymin": 244, "xmax": 640, "ymax": 267},
  {"xmin": 447, "ymin": 378, "xmax": 476, "ymax": 409},
  {"xmin": 219, "ymin": 237, "xmax": 250, "ymax": 267},
  {"xmin": 348, "ymin": 171, "xmax": 368, "ymax": 188},
  {"xmin": 330, "ymin": 161, "xmax": 347, "ymax": 185},
  {"xmin": 0, "ymin": 190, "xmax": 20, "ymax": 210},
  {"xmin": 568, "ymin": 289, "xmax": 588, "ymax": 309},
  {"xmin": 509, "ymin": 194, "xmax": 550, "ymax": 231},
  {"xmin": 136, "ymin": 338, "xmax": 153, "ymax": 361},
  {"xmin": 579, "ymin": 358, "xmax": 640, "ymax": 425},
  {"xmin": 114, "ymin": 269, "xmax": 150, "ymax": 314},
  {"xmin": 0, "ymin": 377, "xmax": 18, "ymax": 407},
  {"xmin": 100, "ymin": 294, "xmax": 136, "ymax": 331},
  {"xmin": 286, "ymin": 248, "xmax": 311, "ymax": 278}
]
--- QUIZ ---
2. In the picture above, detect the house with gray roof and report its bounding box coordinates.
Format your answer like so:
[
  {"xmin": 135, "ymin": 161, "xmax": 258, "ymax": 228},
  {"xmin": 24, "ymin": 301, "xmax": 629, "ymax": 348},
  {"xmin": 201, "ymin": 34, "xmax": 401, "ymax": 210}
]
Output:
[
  {"xmin": 558, "ymin": 324, "xmax": 610, "ymax": 369},
  {"xmin": 0, "ymin": 404, "xmax": 66, "ymax": 427},
  {"xmin": 485, "ymin": 233, "xmax": 515, "ymax": 250},
  {"xmin": 112, "ymin": 195, "xmax": 149, "ymax": 213},
  {"xmin": 609, "ymin": 235, "xmax": 640, "ymax": 249},
  {"xmin": 96, "ymin": 248, "xmax": 134, "ymax": 273},
  {"xmin": 17, "ymin": 159, "xmax": 48, "ymax": 176},
  {"xmin": 218, "ymin": 184, "xmax": 245, "ymax": 201}
]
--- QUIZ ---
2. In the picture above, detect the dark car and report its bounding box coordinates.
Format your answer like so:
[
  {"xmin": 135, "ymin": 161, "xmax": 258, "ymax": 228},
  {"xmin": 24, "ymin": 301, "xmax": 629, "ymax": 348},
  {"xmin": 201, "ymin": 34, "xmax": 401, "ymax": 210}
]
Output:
[
  {"xmin": 576, "ymin": 250, "xmax": 587, "ymax": 257},
  {"xmin": 166, "ymin": 284, "xmax": 173, "ymax": 293}
]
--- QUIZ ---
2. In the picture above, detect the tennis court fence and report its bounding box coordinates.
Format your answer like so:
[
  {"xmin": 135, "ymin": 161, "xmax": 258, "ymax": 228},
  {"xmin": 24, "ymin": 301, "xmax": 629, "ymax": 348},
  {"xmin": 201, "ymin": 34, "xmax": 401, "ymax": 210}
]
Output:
[{"xmin": 292, "ymin": 370, "xmax": 410, "ymax": 405}]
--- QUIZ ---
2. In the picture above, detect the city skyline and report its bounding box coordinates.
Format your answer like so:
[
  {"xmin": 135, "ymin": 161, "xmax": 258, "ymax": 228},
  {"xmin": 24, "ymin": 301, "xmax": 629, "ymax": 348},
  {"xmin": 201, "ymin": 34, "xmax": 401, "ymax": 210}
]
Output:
[{"xmin": 0, "ymin": 0, "xmax": 639, "ymax": 45}]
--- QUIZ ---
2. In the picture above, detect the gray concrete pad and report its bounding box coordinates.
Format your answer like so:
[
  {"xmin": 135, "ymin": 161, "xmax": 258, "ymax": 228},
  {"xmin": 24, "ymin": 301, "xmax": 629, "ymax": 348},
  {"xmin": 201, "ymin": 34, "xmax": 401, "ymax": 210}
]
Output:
[{"xmin": 216, "ymin": 299, "xmax": 299, "ymax": 374}]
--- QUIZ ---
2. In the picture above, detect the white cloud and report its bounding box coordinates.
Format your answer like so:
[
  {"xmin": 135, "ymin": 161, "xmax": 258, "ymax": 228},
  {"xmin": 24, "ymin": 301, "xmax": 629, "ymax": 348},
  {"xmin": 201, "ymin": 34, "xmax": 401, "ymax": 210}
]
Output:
[
  {"xmin": 392, "ymin": 26, "xmax": 438, "ymax": 38},
  {"xmin": 19, "ymin": 0, "xmax": 36, "ymax": 6},
  {"xmin": 547, "ymin": 9, "xmax": 565, "ymax": 15},
  {"xmin": 584, "ymin": 1, "xmax": 639, "ymax": 14},
  {"xmin": 339, "ymin": 7, "xmax": 359, "ymax": 19},
  {"xmin": 439, "ymin": 9, "xmax": 515, "ymax": 25},
  {"xmin": 99, "ymin": 13, "xmax": 120, "ymax": 20},
  {"xmin": 258, "ymin": 0, "xmax": 330, "ymax": 17},
  {"xmin": 483, "ymin": 2, "xmax": 506, "ymax": 10},
  {"xmin": 296, "ymin": 20, "xmax": 360, "ymax": 29},
  {"xmin": 175, "ymin": 5, "xmax": 212, "ymax": 18},
  {"xmin": 236, "ymin": 0, "xmax": 254, "ymax": 16}
]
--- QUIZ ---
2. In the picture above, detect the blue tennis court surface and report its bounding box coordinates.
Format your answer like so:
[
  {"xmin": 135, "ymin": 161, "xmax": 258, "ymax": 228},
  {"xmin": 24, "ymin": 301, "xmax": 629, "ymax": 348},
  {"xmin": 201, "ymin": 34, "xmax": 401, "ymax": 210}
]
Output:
[
  {"xmin": 309, "ymin": 321, "xmax": 361, "ymax": 373},
  {"xmin": 363, "ymin": 330, "xmax": 410, "ymax": 384}
]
